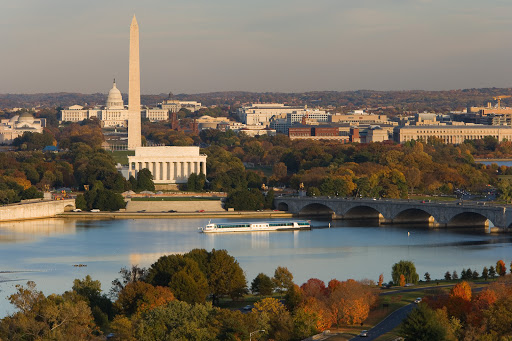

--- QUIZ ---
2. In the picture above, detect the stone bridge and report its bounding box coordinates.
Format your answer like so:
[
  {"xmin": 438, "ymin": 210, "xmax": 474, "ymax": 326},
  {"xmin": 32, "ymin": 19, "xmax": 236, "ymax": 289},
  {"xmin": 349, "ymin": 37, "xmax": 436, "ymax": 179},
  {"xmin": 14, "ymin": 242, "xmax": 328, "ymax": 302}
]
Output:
[{"xmin": 274, "ymin": 197, "xmax": 512, "ymax": 230}]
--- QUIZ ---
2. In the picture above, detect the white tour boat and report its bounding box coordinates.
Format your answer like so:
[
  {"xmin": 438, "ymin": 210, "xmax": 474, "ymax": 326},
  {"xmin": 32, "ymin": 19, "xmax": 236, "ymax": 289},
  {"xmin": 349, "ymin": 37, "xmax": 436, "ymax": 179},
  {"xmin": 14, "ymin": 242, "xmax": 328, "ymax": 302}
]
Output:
[{"xmin": 199, "ymin": 220, "xmax": 311, "ymax": 233}]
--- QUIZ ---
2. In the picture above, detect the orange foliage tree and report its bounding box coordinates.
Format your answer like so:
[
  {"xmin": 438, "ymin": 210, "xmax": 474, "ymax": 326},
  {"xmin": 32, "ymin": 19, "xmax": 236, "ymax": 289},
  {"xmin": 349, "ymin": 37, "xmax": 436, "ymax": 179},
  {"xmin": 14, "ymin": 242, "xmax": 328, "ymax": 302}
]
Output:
[
  {"xmin": 328, "ymin": 279, "xmax": 377, "ymax": 326},
  {"xmin": 497, "ymin": 260, "xmax": 507, "ymax": 276},
  {"xmin": 301, "ymin": 278, "xmax": 327, "ymax": 300},
  {"xmin": 468, "ymin": 289, "xmax": 497, "ymax": 326},
  {"xmin": 378, "ymin": 274, "xmax": 384, "ymax": 287},
  {"xmin": 301, "ymin": 296, "xmax": 333, "ymax": 331},
  {"xmin": 114, "ymin": 281, "xmax": 175, "ymax": 316},
  {"xmin": 399, "ymin": 274, "xmax": 406, "ymax": 287},
  {"xmin": 448, "ymin": 281, "xmax": 472, "ymax": 319}
]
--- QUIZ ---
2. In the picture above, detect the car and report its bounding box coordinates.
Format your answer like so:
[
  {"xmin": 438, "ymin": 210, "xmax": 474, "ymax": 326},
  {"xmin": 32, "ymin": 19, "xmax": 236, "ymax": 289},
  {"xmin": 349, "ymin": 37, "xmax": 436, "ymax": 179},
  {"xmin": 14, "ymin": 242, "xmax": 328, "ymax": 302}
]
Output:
[
  {"xmin": 243, "ymin": 305, "xmax": 253, "ymax": 311},
  {"xmin": 197, "ymin": 210, "xmax": 205, "ymax": 213},
  {"xmin": 405, "ymin": 283, "xmax": 414, "ymax": 287},
  {"xmin": 168, "ymin": 210, "xmax": 177, "ymax": 213},
  {"xmin": 359, "ymin": 330, "xmax": 368, "ymax": 337},
  {"xmin": 90, "ymin": 209, "xmax": 100, "ymax": 213},
  {"xmin": 72, "ymin": 208, "xmax": 82, "ymax": 212},
  {"xmin": 414, "ymin": 297, "xmax": 422, "ymax": 304}
]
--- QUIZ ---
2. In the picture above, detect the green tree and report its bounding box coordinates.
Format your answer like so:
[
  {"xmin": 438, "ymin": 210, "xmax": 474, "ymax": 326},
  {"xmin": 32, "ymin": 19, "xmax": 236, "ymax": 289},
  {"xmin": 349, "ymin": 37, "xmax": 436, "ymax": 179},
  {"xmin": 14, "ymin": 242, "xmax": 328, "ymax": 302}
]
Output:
[
  {"xmin": 136, "ymin": 168, "xmax": 155, "ymax": 192},
  {"xmin": 146, "ymin": 254, "xmax": 209, "ymax": 304},
  {"xmin": 224, "ymin": 188, "xmax": 265, "ymax": 211},
  {"xmin": 130, "ymin": 301, "xmax": 218, "ymax": 341},
  {"xmin": 399, "ymin": 304, "xmax": 448, "ymax": 341},
  {"xmin": 272, "ymin": 266, "xmax": 294, "ymax": 294},
  {"xmin": 482, "ymin": 266, "xmax": 489, "ymax": 280},
  {"xmin": 392, "ymin": 260, "xmax": 419, "ymax": 285},
  {"xmin": 251, "ymin": 273, "xmax": 275, "ymax": 296},
  {"xmin": 489, "ymin": 265, "xmax": 496, "ymax": 279},
  {"xmin": 207, "ymin": 249, "xmax": 247, "ymax": 303},
  {"xmin": 72, "ymin": 275, "xmax": 113, "ymax": 329}
]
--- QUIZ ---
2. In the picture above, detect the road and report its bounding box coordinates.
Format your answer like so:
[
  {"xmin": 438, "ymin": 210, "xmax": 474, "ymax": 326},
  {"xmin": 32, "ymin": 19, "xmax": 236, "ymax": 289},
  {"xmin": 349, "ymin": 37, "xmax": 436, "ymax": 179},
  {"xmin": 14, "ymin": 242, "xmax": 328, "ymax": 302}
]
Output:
[
  {"xmin": 347, "ymin": 284, "xmax": 488, "ymax": 340},
  {"xmin": 349, "ymin": 304, "xmax": 415, "ymax": 340}
]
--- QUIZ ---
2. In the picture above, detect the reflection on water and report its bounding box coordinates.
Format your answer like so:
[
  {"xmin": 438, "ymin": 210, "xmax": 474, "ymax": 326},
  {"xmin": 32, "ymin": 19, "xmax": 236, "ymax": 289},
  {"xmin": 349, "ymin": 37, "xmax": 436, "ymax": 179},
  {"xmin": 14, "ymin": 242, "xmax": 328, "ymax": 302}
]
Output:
[
  {"xmin": 0, "ymin": 219, "xmax": 76, "ymax": 243},
  {"xmin": 0, "ymin": 217, "xmax": 512, "ymax": 317}
]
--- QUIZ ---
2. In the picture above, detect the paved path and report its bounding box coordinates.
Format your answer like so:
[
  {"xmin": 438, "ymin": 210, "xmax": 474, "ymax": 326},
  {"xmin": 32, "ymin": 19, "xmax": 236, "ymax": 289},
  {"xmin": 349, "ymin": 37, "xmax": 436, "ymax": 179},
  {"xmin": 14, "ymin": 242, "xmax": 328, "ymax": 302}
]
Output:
[{"xmin": 349, "ymin": 304, "xmax": 415, "ymax": 340}]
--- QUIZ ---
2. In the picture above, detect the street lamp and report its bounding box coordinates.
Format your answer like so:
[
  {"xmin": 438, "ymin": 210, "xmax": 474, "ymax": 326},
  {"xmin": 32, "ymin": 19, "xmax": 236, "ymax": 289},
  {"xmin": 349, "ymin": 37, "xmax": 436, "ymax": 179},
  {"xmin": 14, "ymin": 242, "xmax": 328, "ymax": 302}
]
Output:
[{"xmin": 250, "ymin": 329, "xmax": 265, "ymax": 341}]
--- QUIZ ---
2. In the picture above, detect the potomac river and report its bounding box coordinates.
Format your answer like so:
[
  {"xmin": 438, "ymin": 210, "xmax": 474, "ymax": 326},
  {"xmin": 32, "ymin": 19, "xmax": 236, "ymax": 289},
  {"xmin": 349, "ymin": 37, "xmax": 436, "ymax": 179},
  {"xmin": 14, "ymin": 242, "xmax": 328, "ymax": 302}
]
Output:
[{"xmin": 0, "ymin": 217, "xmax": 511, "ymax": 316}]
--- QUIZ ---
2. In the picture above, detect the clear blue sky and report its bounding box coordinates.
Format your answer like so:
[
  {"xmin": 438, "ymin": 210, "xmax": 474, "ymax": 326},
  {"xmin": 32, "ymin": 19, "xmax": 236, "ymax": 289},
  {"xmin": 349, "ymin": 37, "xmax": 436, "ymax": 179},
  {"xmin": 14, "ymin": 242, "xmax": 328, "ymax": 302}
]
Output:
[{"xmin": 1, "ymin": 0, "xmax": 511, "ymax": 94}]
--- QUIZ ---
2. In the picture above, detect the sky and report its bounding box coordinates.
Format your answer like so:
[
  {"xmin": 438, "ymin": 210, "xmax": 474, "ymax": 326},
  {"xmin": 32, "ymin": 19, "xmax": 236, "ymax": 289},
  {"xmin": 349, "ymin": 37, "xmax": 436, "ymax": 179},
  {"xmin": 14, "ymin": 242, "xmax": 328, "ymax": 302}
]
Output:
[{"xmin": 1, "ymin": 0, "xmax": 512, "ymax": 94}]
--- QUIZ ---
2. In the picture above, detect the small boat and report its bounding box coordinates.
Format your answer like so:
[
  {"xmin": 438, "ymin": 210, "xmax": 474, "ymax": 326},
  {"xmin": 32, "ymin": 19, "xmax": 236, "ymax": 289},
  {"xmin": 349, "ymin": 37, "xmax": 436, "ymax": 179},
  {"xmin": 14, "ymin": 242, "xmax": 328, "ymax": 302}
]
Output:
[{"xmin": 199, "ymin": 220, "xmax": 311, "ymax": 233}]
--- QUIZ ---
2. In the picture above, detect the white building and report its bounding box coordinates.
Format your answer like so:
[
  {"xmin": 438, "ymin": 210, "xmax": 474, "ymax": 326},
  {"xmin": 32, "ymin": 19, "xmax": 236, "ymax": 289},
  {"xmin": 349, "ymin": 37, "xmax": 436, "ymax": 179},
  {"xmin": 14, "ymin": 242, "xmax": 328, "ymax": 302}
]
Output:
[
  {"xmin": 0, "ymin": 113, "xmax": 46, "ymax": 144},
  {"xmin": 269, "ymin": 110, "xmax": 330, "ymax": 133},
  {"xmin": 60, "ymin": 81, "xmax": 130, "ymax": 127},
  {"xmin": 127, "ymin": 146, "xmax": 207, "ymax": 184},
  {"xmin": 238, "ymin": 103, "xmax": 307, "ymax": 126},
  {"xmin": 161, "ymin": 98, "xmax": 202, "ymax": 113}
]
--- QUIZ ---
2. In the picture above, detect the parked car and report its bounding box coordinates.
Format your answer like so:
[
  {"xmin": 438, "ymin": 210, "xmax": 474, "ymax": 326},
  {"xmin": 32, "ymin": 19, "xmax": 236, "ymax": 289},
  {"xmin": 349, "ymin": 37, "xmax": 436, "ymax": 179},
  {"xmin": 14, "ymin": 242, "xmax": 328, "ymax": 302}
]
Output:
[
  {"xmin": 72, "ymin": 209, "xmax": 82, "ymax": 212},
  {"xmin": 414, "ymin": 297, "xmax": 422, "ymax": 304},
  {"xmin": 90, "ymin": 209, "xmax": 100, "ymax": 213},
  {"xmin": 359, "ymin": 330, "xmax": 368, "ymax": 337},
  {"xmin": 243, "ymin": 305, "xmax": 253, "ymax": 311},
  {"xmin": 168, "ymin": 210, "xmax": 177, "ymax": 213}
]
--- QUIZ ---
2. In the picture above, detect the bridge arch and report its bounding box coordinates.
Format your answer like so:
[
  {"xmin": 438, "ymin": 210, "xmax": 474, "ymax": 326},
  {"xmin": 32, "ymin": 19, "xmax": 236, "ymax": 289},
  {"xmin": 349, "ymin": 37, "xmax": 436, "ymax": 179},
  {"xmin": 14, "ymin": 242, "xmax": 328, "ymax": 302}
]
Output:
[
  {"xmin": 447, "ymin": 212, "xmax": 492, "ymax": 228},
  {"xmin": 298, "ymin": 203, "xmax": 335, "ymax": 217},
  {"xmin": 392, "ymin": 208, "xmax": 437, "ymax": 225},
  {"xmin": 276, "ymin": 202, "xmax": 289, "ymax": 211},
  {"xmin": 64, "ymin": 204, "xmax": 75, "ymax": 212},
  {"xmin": 343, "ymin": 205, "xmax": 382, "ymax": 220}
]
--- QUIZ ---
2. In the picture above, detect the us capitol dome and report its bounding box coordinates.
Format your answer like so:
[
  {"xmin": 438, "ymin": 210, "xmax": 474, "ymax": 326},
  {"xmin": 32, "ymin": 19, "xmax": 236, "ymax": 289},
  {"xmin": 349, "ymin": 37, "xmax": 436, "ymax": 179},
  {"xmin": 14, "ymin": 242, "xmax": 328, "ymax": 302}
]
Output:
[{"xmin": 106, "ymin": 80, "xmax": 124, "ymax": 109}]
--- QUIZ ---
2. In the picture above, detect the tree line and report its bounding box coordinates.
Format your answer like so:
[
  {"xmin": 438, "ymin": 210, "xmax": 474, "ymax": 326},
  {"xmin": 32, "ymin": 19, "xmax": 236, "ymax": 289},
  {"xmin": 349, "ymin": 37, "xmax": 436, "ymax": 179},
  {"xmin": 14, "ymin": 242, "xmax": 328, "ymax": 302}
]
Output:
[{"xmin": 0, "ymin": 248, "xmax": 380, "ymax": 341}]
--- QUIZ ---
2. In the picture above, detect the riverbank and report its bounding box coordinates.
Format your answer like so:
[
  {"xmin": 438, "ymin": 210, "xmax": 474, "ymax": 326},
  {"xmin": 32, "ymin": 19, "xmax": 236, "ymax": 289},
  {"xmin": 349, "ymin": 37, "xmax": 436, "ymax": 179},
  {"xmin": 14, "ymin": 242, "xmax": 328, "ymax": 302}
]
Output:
[{"xmin": 58, "ymin": 210, "xmax": 294, "ymax": 220}]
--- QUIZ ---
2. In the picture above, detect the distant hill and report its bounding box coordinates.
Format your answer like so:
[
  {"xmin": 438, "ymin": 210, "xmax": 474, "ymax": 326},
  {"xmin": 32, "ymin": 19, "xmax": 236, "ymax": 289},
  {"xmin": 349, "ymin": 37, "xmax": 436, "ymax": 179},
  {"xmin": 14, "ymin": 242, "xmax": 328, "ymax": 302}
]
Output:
[{"xmin": 1, "ymin": 88, "xmax": 512, "ymax": 112}]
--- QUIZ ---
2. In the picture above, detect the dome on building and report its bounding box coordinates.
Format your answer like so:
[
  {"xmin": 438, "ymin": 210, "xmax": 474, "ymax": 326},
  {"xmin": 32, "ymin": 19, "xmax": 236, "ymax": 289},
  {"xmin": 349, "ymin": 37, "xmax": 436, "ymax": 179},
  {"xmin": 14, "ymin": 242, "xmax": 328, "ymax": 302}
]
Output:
[
  {"xmin": 17, "ymin": 112, "xmax": 35, "ymax": 124},
  {"xmin": 106, "ymin": 80, "xmax": 124, "ymax": 109}
]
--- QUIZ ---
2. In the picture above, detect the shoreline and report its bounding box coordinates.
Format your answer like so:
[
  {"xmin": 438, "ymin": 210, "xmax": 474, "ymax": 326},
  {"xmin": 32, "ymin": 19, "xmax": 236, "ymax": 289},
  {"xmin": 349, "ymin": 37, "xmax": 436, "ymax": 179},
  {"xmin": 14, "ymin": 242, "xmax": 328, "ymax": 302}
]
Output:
[{"xmin": 58, "ymin": 211, "xmax": 295, "ymax": 220}]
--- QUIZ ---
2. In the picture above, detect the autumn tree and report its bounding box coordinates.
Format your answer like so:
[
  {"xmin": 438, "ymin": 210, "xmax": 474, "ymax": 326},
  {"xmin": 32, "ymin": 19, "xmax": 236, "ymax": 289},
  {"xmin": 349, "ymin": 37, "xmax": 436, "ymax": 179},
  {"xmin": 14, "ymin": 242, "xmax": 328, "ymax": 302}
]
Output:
[
  {"xmin": 114, "ymin": 281, "xmax": 175, "ymax": 316},
  {"xmin": 252, "ymin": 298, "xmax": 293, "ymax": 340},
  {"xmin": 399, "ymin": 274, "xmax": 406, "ymax": 287},
  {"xmin": 378, "ymin": 274, "xmax": 384, "ymax": 287},
  {"xmin": 301, "ymin": 278, "xmax": 327, "ymax": 300},
  {"xmin": 497, "ymin": 260, "xmax": 506, "ymax": 276},
  {"xmin": 0, "ymin": 281, "xmax": 98, "ymax": 340},
  {"xmin": 327, "ymin": 279, "xmax": 377, "ymax": 326},
  {"xmin": 110, "ymin": 265, "xmax": 148, "ymax": 298},
  {"xmin": 448, "ymin": 281, "xmax": 472, "ymax": 319}
]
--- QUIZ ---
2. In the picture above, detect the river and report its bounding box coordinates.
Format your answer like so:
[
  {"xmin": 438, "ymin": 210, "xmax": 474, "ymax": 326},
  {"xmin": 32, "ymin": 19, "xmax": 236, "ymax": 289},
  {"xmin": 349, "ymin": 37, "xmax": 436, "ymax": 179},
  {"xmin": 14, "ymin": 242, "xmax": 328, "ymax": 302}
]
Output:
[{"xmin": 0, "ymin": 217, "xmax": 510, "ymax": 316}]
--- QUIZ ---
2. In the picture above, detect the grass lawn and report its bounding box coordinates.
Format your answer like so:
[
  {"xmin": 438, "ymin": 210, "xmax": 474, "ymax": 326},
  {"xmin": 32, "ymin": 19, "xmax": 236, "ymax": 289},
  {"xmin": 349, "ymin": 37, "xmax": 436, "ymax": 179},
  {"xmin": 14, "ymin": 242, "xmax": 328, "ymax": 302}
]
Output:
[
  {"xmin": 131, "ymin": 197, "xmax": 221, "ymax": 201},
  {"xmin": 108, "ymin": 150, "xmax": 134, "ymax": 165}
]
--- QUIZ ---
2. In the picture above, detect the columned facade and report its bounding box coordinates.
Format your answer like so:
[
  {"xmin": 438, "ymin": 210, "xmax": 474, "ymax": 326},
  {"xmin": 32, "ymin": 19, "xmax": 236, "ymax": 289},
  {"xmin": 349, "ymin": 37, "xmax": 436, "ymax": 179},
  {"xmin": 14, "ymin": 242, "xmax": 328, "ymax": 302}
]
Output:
[{"xmin": 127, "ymin": 146, "xmax": 207, "ymax": 184}]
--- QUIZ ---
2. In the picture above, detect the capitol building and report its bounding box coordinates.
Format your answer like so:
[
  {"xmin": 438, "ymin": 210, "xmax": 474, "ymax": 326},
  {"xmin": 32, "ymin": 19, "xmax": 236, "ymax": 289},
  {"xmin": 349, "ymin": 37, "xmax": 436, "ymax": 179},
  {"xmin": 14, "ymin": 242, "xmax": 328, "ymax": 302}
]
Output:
[
  {"xmin": 60, "ymin": 80, "xmax": 137, "ymax": 128},
  {"xmin": 60, "ymin": 82, "xmax": 201, "ymax": 128}
]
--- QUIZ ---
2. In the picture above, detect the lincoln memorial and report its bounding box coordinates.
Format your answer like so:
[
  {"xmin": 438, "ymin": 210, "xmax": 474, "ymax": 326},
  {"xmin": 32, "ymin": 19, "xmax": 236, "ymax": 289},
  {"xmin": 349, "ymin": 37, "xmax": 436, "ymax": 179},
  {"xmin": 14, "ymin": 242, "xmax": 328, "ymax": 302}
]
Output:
[{"xmin": 127, "ymin": 146, "xmax": 207, "ymax": 184}]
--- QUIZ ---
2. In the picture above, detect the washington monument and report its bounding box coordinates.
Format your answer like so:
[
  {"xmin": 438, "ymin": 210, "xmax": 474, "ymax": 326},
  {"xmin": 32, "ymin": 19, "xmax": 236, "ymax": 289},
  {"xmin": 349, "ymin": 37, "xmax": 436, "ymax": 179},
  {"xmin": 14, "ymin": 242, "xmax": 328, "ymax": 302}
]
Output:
[{"xmin": 128, "ymin": 15, "xmax": 142, "ymax": 149}]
